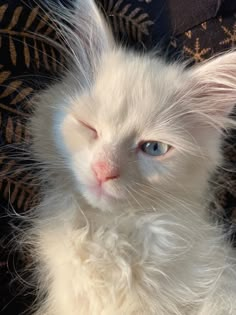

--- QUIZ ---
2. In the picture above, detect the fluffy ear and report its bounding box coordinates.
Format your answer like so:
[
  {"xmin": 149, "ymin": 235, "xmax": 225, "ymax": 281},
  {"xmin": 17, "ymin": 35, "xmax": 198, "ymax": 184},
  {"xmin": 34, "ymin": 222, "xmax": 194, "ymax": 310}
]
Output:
[
  {"xmin": 185, "ymin": 51, "xmax": 236, "ymax": 128},
  {"xmin": 58, "ymin": 0, "xmax": 114, "ymax": 86}
]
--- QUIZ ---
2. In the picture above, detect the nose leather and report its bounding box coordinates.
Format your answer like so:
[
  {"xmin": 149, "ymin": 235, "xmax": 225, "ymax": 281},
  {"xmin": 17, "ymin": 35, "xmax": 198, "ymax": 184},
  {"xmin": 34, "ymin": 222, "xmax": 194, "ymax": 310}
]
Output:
[{"xmin": 92, "ymin": 161, "xmax": 120, "ymax": 183}]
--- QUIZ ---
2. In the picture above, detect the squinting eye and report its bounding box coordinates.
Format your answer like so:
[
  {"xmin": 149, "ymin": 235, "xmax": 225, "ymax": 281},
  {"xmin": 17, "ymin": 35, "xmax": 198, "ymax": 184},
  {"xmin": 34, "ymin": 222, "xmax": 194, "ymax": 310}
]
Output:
[
  {"xmin": 140, "ymin": 141, "xmax": 171, "ymax": 157},
  {"xmin": 78, "ymin": 120, "xmax": 98, "ymax": 138}
]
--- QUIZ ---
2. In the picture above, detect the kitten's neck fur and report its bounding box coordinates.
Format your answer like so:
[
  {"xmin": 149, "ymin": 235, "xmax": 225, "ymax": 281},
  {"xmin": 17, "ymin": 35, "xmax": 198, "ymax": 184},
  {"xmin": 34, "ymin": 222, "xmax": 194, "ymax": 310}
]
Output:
[{"xmin": 34, "ymin": 182, "xmax": 232, "ymax": 315}]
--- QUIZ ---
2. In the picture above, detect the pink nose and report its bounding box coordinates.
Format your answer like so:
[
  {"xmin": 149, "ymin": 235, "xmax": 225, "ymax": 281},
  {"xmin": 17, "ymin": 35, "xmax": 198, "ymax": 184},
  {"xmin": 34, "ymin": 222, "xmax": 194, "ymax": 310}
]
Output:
[{"xmin": 92, "ymin": 161, "xmax": 120, "ymax": 183}]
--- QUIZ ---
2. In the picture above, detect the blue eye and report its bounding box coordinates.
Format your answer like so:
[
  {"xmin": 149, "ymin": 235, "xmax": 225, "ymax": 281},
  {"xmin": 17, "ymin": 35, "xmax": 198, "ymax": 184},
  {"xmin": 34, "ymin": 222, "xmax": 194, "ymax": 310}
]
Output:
[{"xmin": 140, "ymin": 141, "xmax": 170, "ymax": 157}]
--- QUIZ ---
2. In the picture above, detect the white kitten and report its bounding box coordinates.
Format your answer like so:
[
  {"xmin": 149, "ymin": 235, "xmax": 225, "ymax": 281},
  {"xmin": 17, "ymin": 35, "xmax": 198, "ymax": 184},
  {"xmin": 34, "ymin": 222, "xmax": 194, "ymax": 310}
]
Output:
[{"xmin": 24, "ymin": 0, "xmax": 236, "ymax": 314}]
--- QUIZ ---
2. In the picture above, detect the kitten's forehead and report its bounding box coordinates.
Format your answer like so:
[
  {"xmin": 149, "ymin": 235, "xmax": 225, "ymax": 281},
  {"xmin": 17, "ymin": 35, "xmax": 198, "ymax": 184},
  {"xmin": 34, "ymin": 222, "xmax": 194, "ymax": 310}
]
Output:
[{"xmin": 93, "ymin": 51, "xmax": 185, "ymax": 127}]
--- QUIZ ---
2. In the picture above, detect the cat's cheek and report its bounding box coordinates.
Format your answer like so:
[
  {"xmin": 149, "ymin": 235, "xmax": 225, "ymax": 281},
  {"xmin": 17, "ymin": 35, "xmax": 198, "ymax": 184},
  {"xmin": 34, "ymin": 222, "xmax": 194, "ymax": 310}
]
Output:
[
  {"xmin": 144, "ymin": 172, "xmax": 162, "ymax": 184},
  {"xmin": 137, "ymin": 154, "xmax": 165, "ymax": 183},
  {"xmin": 71, "ymin": 150, "xmax": 93, "ymax": 180}
]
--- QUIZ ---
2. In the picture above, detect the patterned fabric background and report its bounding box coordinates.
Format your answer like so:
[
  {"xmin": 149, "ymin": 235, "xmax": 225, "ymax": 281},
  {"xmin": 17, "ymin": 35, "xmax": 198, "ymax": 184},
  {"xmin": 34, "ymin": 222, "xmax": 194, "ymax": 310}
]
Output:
[{"xmin": 0, "ymin": 0, "xmax": 235, "ymax": 314}]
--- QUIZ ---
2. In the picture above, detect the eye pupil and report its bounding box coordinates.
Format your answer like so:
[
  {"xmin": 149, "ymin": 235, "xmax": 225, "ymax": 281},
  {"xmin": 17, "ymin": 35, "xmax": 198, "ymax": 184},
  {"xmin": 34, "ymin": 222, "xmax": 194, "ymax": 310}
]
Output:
[{"xmin": 140, "ymin": 141, "xmax": 170, "ymax": 157}]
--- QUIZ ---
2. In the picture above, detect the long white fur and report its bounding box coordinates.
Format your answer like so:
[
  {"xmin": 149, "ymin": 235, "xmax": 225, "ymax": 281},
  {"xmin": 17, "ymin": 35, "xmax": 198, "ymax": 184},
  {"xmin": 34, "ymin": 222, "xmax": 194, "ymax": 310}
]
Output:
[{"xmin": 23, "ymin": 0, "xmax": 236, "ymax": 314}]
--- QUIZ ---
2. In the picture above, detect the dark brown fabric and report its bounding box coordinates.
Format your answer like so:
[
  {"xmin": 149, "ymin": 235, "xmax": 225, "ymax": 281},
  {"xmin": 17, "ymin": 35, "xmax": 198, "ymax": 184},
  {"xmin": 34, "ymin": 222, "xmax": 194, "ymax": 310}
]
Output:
[
  {"xmin": 168, "ymin": 0, "xmax": 221, "ymax": 35},
  {"xmin": 0, "ymin": 0, "xmax": 235, "ymax": 314}
]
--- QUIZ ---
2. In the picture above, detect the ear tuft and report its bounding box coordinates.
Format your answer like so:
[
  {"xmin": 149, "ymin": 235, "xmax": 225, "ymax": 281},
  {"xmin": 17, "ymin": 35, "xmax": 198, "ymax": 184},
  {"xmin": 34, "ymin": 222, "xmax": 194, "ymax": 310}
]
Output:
[
  {"xmin": 189, "ymin": 51, "xmax": 236, "ymax": 118},
  {"xmin": 54, "ymin": 0, "xmax": 114, "ymax": 87}
]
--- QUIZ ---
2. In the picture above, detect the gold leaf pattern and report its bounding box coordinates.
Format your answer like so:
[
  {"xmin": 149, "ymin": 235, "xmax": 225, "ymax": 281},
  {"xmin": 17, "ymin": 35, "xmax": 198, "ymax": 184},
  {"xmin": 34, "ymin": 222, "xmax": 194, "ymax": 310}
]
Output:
[
  {"xmin": 41, "ymin": 42, "xmax": 50, "ymax": 70},
  {"xmin": 106, "ymin": 0, "xmax": 153, "ymax": 41},
  {"xmin": 201, "ymin": 22, "xmax": 207, "ymax": 30},
  {"xmin": 183, "ymin": 38, "xmax": 211, "ymax": 62},
  {"xmin": 0, "ymin": 4, "xmax": 8, "ymax": 22},
  {"xmin": 6, "ymin": 116, "xmax": 13, "ymax": 143},
  {"xmin": 1, "ymin": 116, "xmax": 28, "ymax": 144},
  {"xmin": 24, "ymin": 6, "xmax": 39, "ymax": 30},
  {"xmin": 3, "ymin": 180, "xmax": 10, "ymax": 199},
  {"xmin": 185, "ymin": 30, "xmax": 192, "ymax": 39},
  {"xmin": 220, "ymin": 23, "xmax": 236, "ymax": 46},
  {"xmin": 0, "ymin": 75, "xmax": 31, "ymax": 111},
  {"xmin": 14, "ymin": 119, "xmax": 23, "ymax": 142},
  {"xmin": 10, "ymin": 183, "xmax": 19, "ymax": 204},
  {"xmin": 0, "ymin": 5, "xmax": 64, "ymax": 69},
  {"xmin": 0, "ymin": 70, "xmax": 10, "ymax": 84},
  {"xmin": 7, "ymin": 6, "xmax": 23, "ymax": 30},
  {"xmin": 35, "ymin": 12, "xmax": 49, "ymax": 33},
  {"xmin": 0, "ymin": 164, "xmax": 39, "ymax": 209},
  {"xmin": 23, "ymin": 37, "xmax": 30, "ymax": 68},
  {"xmin": 17, "ymin": 189, "xmax": 25, "ymax": 208},
  {"xmin": 44, "ymin": 26, "xmax": 54, "ymax": 37},
  {"xmin": 10, "ymin": 87, "xmax": 33, "ymax": 105},
  {"xmin": 0, "ymin": 148, "xmax": 38, "ymax": 210},
  {"xmin": 0, "ymin": 73, "xmax": 33, "ymax": 116},
  {"xmin": 0, "ymin": 102, "xmax": 27, "ymax": 116},
  {"xmin": 0, "ymin": 80, "xmax": 22, "ymax": 98},
  {"xmin": 9, "ymin": 36, "xmax": 17, "ymax": 65},
  {"xmin": 34, "ymin": 38, "xmax": 40, "ymax": 68}
]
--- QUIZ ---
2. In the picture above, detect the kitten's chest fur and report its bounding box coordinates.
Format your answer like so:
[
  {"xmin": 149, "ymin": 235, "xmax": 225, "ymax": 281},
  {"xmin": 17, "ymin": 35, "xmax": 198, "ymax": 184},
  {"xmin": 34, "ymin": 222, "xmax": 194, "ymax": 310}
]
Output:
[{"xmin": 34, "ymin": 195, "xmax": 234, "ymax": 315}]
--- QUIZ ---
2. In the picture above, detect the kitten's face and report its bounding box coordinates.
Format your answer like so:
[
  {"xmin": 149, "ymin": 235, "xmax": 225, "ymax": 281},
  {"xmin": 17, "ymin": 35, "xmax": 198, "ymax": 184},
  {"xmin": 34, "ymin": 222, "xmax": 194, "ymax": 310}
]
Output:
[
  {"xmin": 31, "ymin": 1, "xmax": 235, "ymax": 213},
  {"xmin": 57, "ymin": 52, "xmax": 221, "ymax": 211}
]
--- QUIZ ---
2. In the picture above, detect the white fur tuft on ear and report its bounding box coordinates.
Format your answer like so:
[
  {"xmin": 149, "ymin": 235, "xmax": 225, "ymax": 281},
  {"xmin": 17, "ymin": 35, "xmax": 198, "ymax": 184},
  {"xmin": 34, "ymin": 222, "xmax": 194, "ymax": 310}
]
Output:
[
  {"xmin": 73, "ymin": 0, "xmax": 114, "ymax": 55},
  {"xmin": 53, "ymin": 0, "xmax": 114, "ymax": 88},
  {"xmin": 188, "ymin": 51, "xmax": 236, "ymax": 121},
  {"xmin": 71, "ymin": 0, "xmax": 114, "ymax": 85}
]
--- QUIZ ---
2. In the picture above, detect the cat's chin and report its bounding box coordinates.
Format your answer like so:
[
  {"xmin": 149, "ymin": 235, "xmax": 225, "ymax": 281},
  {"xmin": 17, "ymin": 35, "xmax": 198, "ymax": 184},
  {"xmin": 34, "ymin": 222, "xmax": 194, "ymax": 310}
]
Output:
[
  {"xmin": 83, "ymin": 192, "xmax": 124, "ymax": 211},
  {"xmin": 80, "ymin": 184, "xmax": 126, "ymax": 211}
]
